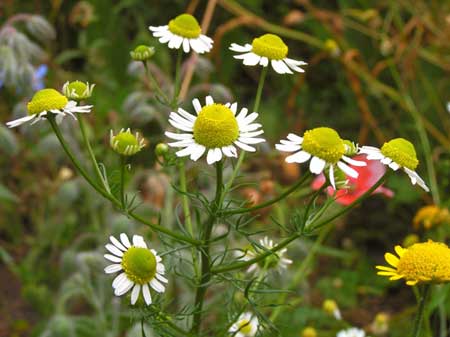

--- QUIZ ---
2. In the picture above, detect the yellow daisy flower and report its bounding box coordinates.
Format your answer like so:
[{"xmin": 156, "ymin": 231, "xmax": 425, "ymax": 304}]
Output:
[{"xmin": 376, "ymin": 240, "xmax": 450, "ymax": 286}]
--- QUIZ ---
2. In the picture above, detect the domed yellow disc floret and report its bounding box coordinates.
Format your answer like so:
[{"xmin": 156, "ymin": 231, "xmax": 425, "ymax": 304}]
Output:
[
  {"xmin": 121, "ymin": 247, "xmax": 157, "ymax": 285},
  {"xmin": 301, "ymin": 127, "xmax": 345, "ymax": 163},
  {"xmin": 251, "ymin": 34, "xmax": 288, "ymax": 60},
  {"xmin": 193, "ymin": 103, "xmax": 239, "ymax": 148},
  {"xmin": 237, "ymin": 319, "xmax": 252, "ymax": 334},
  {"xmin": 381, "ymin": 138, "xmax": 418, "ymax": 170},
  {"xmin": 168, "ymin": 14, "xmax": 201, "ymax": 39},
  {"xmin": 397, "ymin": 241, "xmax": 450, "ymax": 285},
  {"xmin": 27, "ymin": 88, "xmax": 68, "ymax": 116}
]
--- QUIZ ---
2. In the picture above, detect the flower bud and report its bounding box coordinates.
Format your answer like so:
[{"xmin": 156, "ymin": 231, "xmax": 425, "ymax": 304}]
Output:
[
  {"xmin": 110, "ymin": 128, "xmax": 145, "ymax": 156},
  {"xmin": 62, "ymin": 80, "xmax": 95, "ymax": 100},
  {"xmin": 301, "ymin": 327, "xmax": 317, "ymax": 337},
  {"xmin": 130, "ymin": 45, "xmax": 155, "ymax": 61},
  {"xmin": 155, "ymin": 143, "xmax": 169, "ymax": 157}
]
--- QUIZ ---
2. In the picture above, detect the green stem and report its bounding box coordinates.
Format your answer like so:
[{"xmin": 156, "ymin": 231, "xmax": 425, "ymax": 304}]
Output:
[
  {"xmin": 411, "ymin": 284, "xmax": 431, "ymax": 337},
  {"xmin": 191, "ymin": 161, "xmax": 223, "ymax": 334},
  {"xmin": 77, "ymin": 114, "xmax": 110, "ymax": 192},
  {"xmin": 120, "ymin": 155, "xmax": 127, "ymax": 209},
  {"xmin": 222, "ymin": 67, "xmax": 268, "ymax": 198},
  {"xmin": 222, "ymin": 172, "xmax": 311, "ymax": 215},
  {"xmin": 270, "ymin": 223, "xmax": 332, "ymax": 321},
  {"xmin": 143, "ymin": 61, "xmax": 169, "ymax": 105},
  {"xmin": 172, "ymin": 49, "xmax": 183, "ymax": 109},
  {"xmin": 212, "ymin": 173, "xmax": 388, "ymax": 274},
  {"xmin": 48, "ymin": 117, "xmax": 201, "ymax": 245}
]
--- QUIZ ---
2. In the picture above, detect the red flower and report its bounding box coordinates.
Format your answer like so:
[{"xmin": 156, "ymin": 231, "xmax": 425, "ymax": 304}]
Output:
[{"xmin": 311, "ymin": 154, "xmax": 394, "ymax": 205}]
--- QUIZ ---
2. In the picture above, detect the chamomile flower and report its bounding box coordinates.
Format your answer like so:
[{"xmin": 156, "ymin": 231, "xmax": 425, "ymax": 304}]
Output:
[
  {"xmin": 230, "ymin": 33, "xmax": 307, "ymax": 74},
  {"xmin": 6, "ymin": 88, "xmax": 92, "ymax": 128},
  {"xmin": 359, "ymin": 138, "xmax": 429, "ymax": 192},
  {"xmin": 149, "ymin": 14, "xmax": 213, "ymax": 54},
  {"xmin": 239, "ymin": 236, "xmax": 292, "ymax": 273},
  {"xmin": 104, "ymin": 233, "xmax": 168, "ymax": 305},
  {"xmin": 165, "ymin": 96, "xmax": 265, "ymax": 164},
  {"xmin": 276, "ymin": 127, "xmax": 366, "ymax": 189},
  {"xmin": 229, "ymin": 312, "xmax": 259, "ymax": 337},
  {"xmin": 376, "ymin": 240, "xmax": 450, "ymax": 286},
  {"xmin": 110, "ymin": 128, "xmax": 146, "ymax": 156},
  {"xmin": 337, "ymin": 327, "xmax": 367, "ymax": 337}
]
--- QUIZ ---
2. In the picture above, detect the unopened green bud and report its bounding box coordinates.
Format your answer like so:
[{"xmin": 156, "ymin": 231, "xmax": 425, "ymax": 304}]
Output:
[
  {"xmin": 130, "ymin": 45, "xmax": 155, "ymax": 61},
  {"xmin": 155, "ymin": 143, "xmax": 169, "ymax": 157},
  {"xmin": 110, "ymin": 128, "xmax": 146, "ymax": 156},
  {"xmin": 62, "ymin": 81, "xmax": 95, "ymax": 100}
]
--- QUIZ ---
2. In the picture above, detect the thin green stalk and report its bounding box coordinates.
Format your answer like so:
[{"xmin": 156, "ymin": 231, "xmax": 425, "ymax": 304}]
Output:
[
  {"xmin": 222, "ymin": 172, "xmax": 311, "ymax": 215},
  {"xmin": 172, "ymin": 49, "xmax": 183, "ymax": 109},
  {"xmin": 222, "ymin": 66, "xmax": 268, "ymax": 198},
  {"xmin": 212, "ymin": 173, "xmax": 388, "ymax": 274},
  {"xmin": 191, "ymin": 161, "xmax": 223, "ymax": 334},
  {"xmin": 144, "ymin": 61, "xmax": 169, "ymax": 104},
  {"xmin": 48, "ymin": 117, "xmax": 201, "ymax": 245},
  {"xmin": 270, "ymin": 223, "xmax": 332, "ymax": 321},
  {"xmin": 77, "ymin": 114, "xmax": 110, "ymax": 192},
  {"xmin": 120, "ymin": 155, "xmax": 127, "ymax": 209},
  {"xmin": 411, "ymin": 284, "xmax": 431, "ymax": 337}
]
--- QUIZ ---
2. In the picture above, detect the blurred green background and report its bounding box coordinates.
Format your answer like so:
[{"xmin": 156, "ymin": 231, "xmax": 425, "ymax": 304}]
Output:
[{"xmin": 1, "ymin": 0, "xmax": 450, "ymax": 336}]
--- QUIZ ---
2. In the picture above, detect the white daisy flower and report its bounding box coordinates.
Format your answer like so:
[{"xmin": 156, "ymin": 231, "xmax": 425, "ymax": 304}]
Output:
[
  {"xmin": 337, "ymin": 327, "xmax": 367, "ymax": 337},
  {"xmin": 6, "ymin": 88, "xmax": 92, "ymax": 128},
  {"xmin": 359, "ymin": 138, "xmax": 429, "ymax": 192},
  {"xmin": 276, "ymin": 127, "xmax": 366, "ymax": 189},
  {"xmin": 229, "ymin": 312, "xmax": 259, "ymax": 337},
  {"xmin": 239, "ymin": 236, "xmax": 292, "ymax": 274},
  {"xmin": 149, "ymin": 13, "xmax": 213, "ymax": 54},
  {"xmin": 230, "ymin": 33, "xmax": 307, "ymax": 74},
  {"xmin": 104, "ymin": 233, "xmax": 168, "ymax": 305},
  {"xmin": 165, "ymin": 96, "xmax": 265, "ymax": 165}
]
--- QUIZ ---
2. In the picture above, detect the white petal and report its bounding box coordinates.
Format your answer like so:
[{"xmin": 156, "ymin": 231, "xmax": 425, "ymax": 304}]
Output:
[
  {"xmin": 150, "ymin": 278, "xmax": 165, "ymax": 293},
  {"xmin": 342, "ymin": 155, "xmax": 367, "ymax": 167},
  {"xmin": 104, "ymin": 264, "xmax": 122, "ymax": 274},
  {"xmin": 366, "ymin": 152, "xmax": 385, "ymax": 160},
  {"xmin": 104, "ymin": 254, "xmax": 122, "ymax": 263},
  {"xmin": 242, "ymin": 53, "xmax": 261, "ymax": 66},
  {"xmin": 177, "ymin": 108, "xmax": 197, "ymax": 122},
  {"xmin": 276, "ymin": 143, "xmax": 301, "ymax": 152},
  {"xmin": 238, "ymin": 112, "xmax": 259, "ymax": 126},
  {"xmin": 6, "ymin": 115, "xmax": 35, "ymax": 128},
  {"xmin": 285, "ymin": 57, "xmax": 307, "ymax": 66},
  {"xmin": 240, "ymin": 130, "xmax": 264, "ymax": 138},
  {"xmin": 167, "ymin": 139, "xmax": 195, "ymax": 147},
  {"xmin": 229, "ymin": 43, "xmax": 252, "ymax": 52},
  {"xmin": 230, "ymin": 102, "xmax": 238, "ymax": 115},
  {"xmin": 120, "ymin": 233, "xmax": 131, "ymax": 248},
  {"xmin": 388, "ymin": 161, "xmax": 400, "ymax": 171},
  {"xmin": 236, "ymin": 107, "xmax": 249, "ymax": 122},
  {"xmin": 112, "ymin": 272, "xmax": 127, "ymax": 288},
  {"xmin": 176, "ymin": 144, "xmax": 198, "ymax": 157},
  {"xmin": 329, "ymin": 165, "xmax": 336, "ymax": 189},
  {"xmin": 169, "ymin": 118, "xmax": 194, "ymax": 132},
  {"xmin": 205, "ymin": 96, "xmax": 214, "ymax": 105},
  {"xmin": 284, "ymin": 58, "xmax": 305, "ymax": 72},
  {"xmin": 222, "ymin": 145, "xmax": 238, "ymax": 158},
  {"xmin": 337, "ymin": 161, "xmax": 359, "ymax": 178},
  {"xmin": 271, "ymin": 60, "xmax": 293, "ymax": 74},
  {"xmin": 404, "ymin": 168, "xmax": 429, "ymax": 192},
  {"xmin": 132, "ymin": 235, "xmax": 147, "ymax": 248},
  {"xmin": 170, "ymin": 112, "xmax": 194, "ymax": 127},
  {"xmin": 259, "ymin": 56, "xmax": 269, "ymax": 67},
  {"xmin": 183, "ymin": 38, "xmax": 190, "ymax": 53},
  {"xmin": 168, "ymin": 34, "xmax": 183, "ymax": 49},
  {"xmin": 239, "ymin": 123, "xmax": 262, "ymax": 132},
  {"xmin": 149, "ymin": 25, "xmax": 168, "ymax": 32},
  {"xmin": 110, "ymin": 236, "xmax": 127, "ymax": 251},
  {"xmin": 237, "ymin": 137, "xmax": 265, "ymax": 144},
  {"xmin": 142, "ymin": 284, "xmax": 152, "ymax": 305},
  {"xmin": 189, "ymin": 100, "xmax": 201, "ymax": 116},
  {"xmin": 156, "ymin": 273, "xmax": 168, "ymax": 283},
  {"xmin": 165, "ymin": 131, "xmax": 193, "ymax": 141},
  {"xmin": 115, "ymin": 278, "xmax": 133, "ymax": 296},
  {"xmin": 105, "ymin": 244, "xmax": 124, "ymax": 257},
  {"xmin": 131, "ymin": 284, "xmax": 141, "ymax": 305},
  {"xmin": 189, "ymin": 144, "xmax": 206, "ymax": 161},
  {"xmin": 309, "ymin": 156, "xmax": 326, "ymax": 174},
  {"xmin": 286, "ymin": 150, "xmax": 311, "ymax": 163},
  {"xmin": 287, "ymin": 133, "xmax": 303, "ymax": 143},
  {"xmin": 234, "ymin": 140, "xmax": 256, "ymax": 152},
  {"xmin": 381, "ymin": 157, "xmax": 393, "ymax": 165}
]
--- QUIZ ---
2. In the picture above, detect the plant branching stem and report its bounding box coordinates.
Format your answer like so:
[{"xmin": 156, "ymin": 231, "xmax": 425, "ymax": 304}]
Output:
[
  {"xmin": 191, "ymin": 161, "xmax": 223, "ymax": 334},
  {"xmin": 48, "ymin": 116, "xmax": 201, "ymax": 245}
]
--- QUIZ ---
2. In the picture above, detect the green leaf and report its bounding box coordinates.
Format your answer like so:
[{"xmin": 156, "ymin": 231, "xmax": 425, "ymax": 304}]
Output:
[{"xmin": 0, "ymin": 183, "xmax": 18, "ymax": 203}]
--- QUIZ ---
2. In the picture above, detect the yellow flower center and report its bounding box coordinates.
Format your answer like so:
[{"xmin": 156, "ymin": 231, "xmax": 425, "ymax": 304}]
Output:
[
  {"xmin": 168, "ymin": 14, "xmax": 201, "ymax": 39},
  {"xmin": 237, "ymin": 319, "xmax": 253, "ymax": 335},
  {"xmin": 301, "ymin": 127, "xmax": 345, "ymax": 163},
  {"xmin": 27, "ymin": 88, "xmax": 68, "ymax": 116},
  {"xmin": 381, "ymin": 138, "xmax": 418, "ymax": 170},
  {"xmin": 251, "ymin": 34, "xmax": 288, "ymax": 60},
  {"xmin": 397, "ymin": 241, "xmax": 450, "ymax": 284},
  {"xmin": 193, "ymin": 103, "xmax": 239, "ymax": 148},
  {"xmin": 121, "ymin": 247, "xmax": 157, "ymax": 285}
]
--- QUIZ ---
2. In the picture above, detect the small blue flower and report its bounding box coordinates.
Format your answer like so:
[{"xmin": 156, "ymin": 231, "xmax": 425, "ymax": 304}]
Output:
[{"xmin": 32, "ymin": 64, "xmax": 48, "ymax": 91}]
